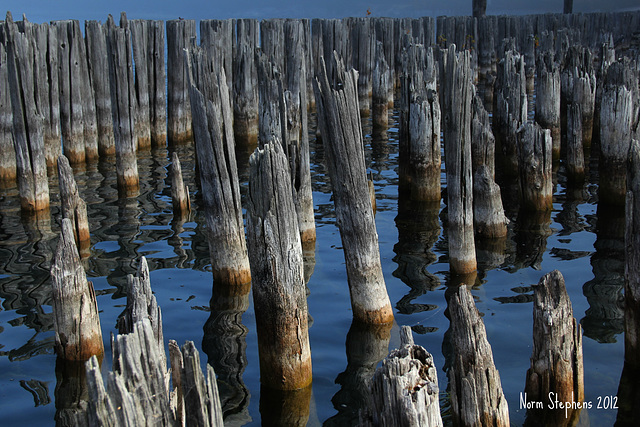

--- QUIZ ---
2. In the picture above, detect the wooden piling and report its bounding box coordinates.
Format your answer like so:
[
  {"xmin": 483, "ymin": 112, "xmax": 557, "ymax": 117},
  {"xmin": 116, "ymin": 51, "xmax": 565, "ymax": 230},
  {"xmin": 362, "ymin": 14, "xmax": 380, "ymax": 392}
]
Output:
[
  {"xmin": 372, "ymin": 41, "xmax": 391, "ymax": 137},
  {"xmin": 494, "ymin": 49, "xmax": 527, "ymax": 178},
  {"xmin": 167, "ymin": 18, "xmax": 196, "ymax": 145},
  {"xmin": 313, "ymin": 53, "xmax": 393, "ymax": 325},
  {"xmin": 448, "ymin": 285, "xmax": 510, "ymax": 426},
  {"xmin": 107, "ymin": 17, "xmax": 140, "ymax": 197},
  {"xmin": 4, "ymin": 13, "xmax": 50, "ymax": 215},
  {"xmin": 129, "ymin": 17, "xmax": 152, "ymax": 150},
  {"xmin": 245, "ymin": 140, "xmax": 312, "ymax": 390},
  {"xmin": 148, "ymin": 20, "xmax": 167, "ymax": 147},
  {"xmin": 186, "ymin": 46, "xmax": 251, "ymax": 286},
  {"xmin": 524, "ymin": 270, "xmax": 584, "ymax": 424},
  {"xmin": 200, "ymin": 19, "xmax": 234, "ymax": 101},
  {"xmin": 472, "ymin": 94, "xmax": 509, "ymax": 238},
  {"xmin": 57, "ymin": 155, "xmax": 90, "ymax": 258},
  {"xmin": 441, "ymin": 46, "xmax": 477, "ymax": 275},
  {"xmin": 562, "ymin": 46, "xmax": 596, "ymax": 149},
  {"xmin": 624, "ymin": 140, "xmax": 640, "ymax": 369},
  {"xmin": 170, "ymin": 151, "xmax": 191, "ymax": 219},
  {"xmin": 0, "ymin": 40, "xmax": 17, "ymax": 184},
  {"xmin": 566, "ymin": 102, "xmax": 586, "ymax": 184},
  {"xmin": 85, "ymin": 20, "xmax": 115, "ymax": 157},
  {"xmin": 399, "ymin": 43, "xmax": 441, "ymax": 203},
  {"xmin": 361, "ymin": 326, "xmax": 443, "ymax": 426},
  {"xmin": 599, "ymin": 59, "xmax": 636, "ymax": 206},
  {"xmin": 535, "ymin": 51, "xmax": 561, "ymax": 159},
  {"xmin": 233, "ymin": 18, "xmax": 259, "ymax": 145},
  {"xmin": 50, "ymin": 218, "xmax": 103, "ymax": 361},
  {"xmin": 517, "ymin": 122, "xmax": 553, "ymax": 212}
]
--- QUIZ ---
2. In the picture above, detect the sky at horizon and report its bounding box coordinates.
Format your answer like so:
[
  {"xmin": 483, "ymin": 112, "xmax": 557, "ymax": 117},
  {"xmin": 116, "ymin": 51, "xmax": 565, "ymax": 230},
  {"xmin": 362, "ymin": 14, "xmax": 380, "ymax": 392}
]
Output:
[{"xmin": 3, "ymin": 0, "xmax": 640, "ymax": 24}]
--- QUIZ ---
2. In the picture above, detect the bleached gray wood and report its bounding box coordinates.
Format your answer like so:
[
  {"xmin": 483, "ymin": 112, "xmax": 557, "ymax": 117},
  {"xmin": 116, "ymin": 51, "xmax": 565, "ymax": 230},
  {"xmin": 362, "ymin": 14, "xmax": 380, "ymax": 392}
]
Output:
[
  {"xmin": 246, "ymin": 140, "xmax": 312, "ymax": 390},
  {"xmin": 562, "ymin": 46, "xmax": 597, "ymax": 148},
  {"xmin": 129, "ymin": 17, "xmax": 152, "ymax": 150},
  {"xmin": 85, "ymin": 20, "xmax": 115, "ymax": 157},
  {"xmin": 599, "ymin": 59, "xmax": 637, "ymax": 206},
  {"xmin": 0, "ymin": 40, "xmax": 17, "ymax": 184},
  {"xmin": 51, "ymin": 218, "xmax": 103, "ymax": 361},
  {"xmin": 57, "ymin": 155, "xmax": 90, "ymax": 257},
  {"xmin": 167, "ymin": 18, "xmax": 196, "ymax": 145},
  {"xmin": 372, "ymin": 41, "xmax": 391, "ymax": 135},
  {"xmin": 107, "ymin": 17, "xmax": 139, "ymax": 197},
  {"xmin": 517, "ymin": 122, "xmax": 553, "ymax": 212},
  {"xmin": 441, "ymin": 46, "xmax": 477, "ymax": 275},
  {"xmin": 4, "ymin": 13, "xmax": 50, "ymax": 215},
  {"xmin": 170, "ymin": 151, "xmax": 190, "ymax": 219},
  {"xmin": 449, "ymin": 286, "xmax": 510, "ymax": 427},
  {"xmin": 185, "ymin": 46, "xmax": 251, "ymax": 286},
  {"xmin": 471, "ymin": 94, "xmax": 508, "ymax": 238},
  {"xmin": 524, "ymin": 270, "xmax": 584, "ymax": 424},
  {"xmin": 200, "ymin": 19, "xmax": 233, "ymax": 102},
  {"xmin": 233, "ymin": 18, "xmax": 259, "ymax": 144},
  {"xmin": 148, "ymin": 20, "xmax": 166, "ymax": 147},
  {"xmin": 360, "ymin": 326, "xmax": 443, "ymax": 427},
  {"xmin": 313, "ymin": 52, "xmax": 393, "ymax": 325},
  {"xmin": 566, "ymin": 102, "xmax": 585, "ymax": 184},
  {"xmin": 535, "ymin": 51, "xmax": 561, "ymax": 158}
]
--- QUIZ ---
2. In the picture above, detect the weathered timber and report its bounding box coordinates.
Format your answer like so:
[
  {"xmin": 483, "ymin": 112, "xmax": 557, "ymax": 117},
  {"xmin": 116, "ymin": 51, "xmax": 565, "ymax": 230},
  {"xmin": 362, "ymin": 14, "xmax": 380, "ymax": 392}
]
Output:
[
  {"xmin": 313, "ymin": 53, "xmax": 393, "ymax": 325},
  {"xmin": 360, "ymin": 325, "xmax": 443, "ymax": 426},
  {"xmin": 57, "ymin": 155, "xmax": 90, "ymax": 257},
  {"xmin": 55, "ymin": 19, "xmax": 98, "ymax": 163},
  {"xmin": 4, "ymin": 13, "xmax": 50, "ymax": 215},
  {"xmin": 477, "ymin": 15, "xmax": 497, "ymax": 81},
  {"xmin": 233, "ymin": 18, "xmax": 259, "ymax": 145},
  {"xmin": 625, "ymin": 140, "xmax": 640, "ymax": 369},
  {"xmin": 566, "ymin": 102, "xmax": 586, "ymax": 184},
  {"xmin": 448, "ymin": 285, "xmax": 510, "ymax": 427},
  {"xmin": 473, "ymin": 0, "xmax": 487, "ymax": 18},
  {"xmin": 372, "ymin": 41, "xmax": 392, "ymax": 136},
  {"xmin": 282, "ymin": 19, "xmax": 316, "ymax": 244},
  {"xmin": 494, "ymin": 49, "xmax": 527, "ymax": 178},
  {"xmin": 372, "ymin": 17, "xmax": 396, "ymax": 90},
  {"xmin": 147, "ymin": 20, "xmax": 167, "ymax": 147},
  {"xmin": 170, "ymin": 151, "xmax": 191, "ymax": 219},
  {"xmin": 261, "ymin": 19, "xmax": 286, "ymax": 79},
  {"xmin": 517, "ymin": 122, "xmax": 553, "ymax": 212},
  {"xmin": 441, "ymin": 46, "xmax": 477, "ymax": 275},
  {"xmin": 471, "ymin": 94, "xmax": 509, "ymax": 238},
  {"xmin": 50, "ymin": 218, "xmax": 103, "ymax": 361},
  {"xmin": 599, "ymin": 59, "xmax": 637, "ymax": 206},
  {"xmin": 186, "ymin": 46, "xmax": 251, "ymax": 286},
  {"xmin": 129, "ymin": 17, "xmax": 153, "ymax": 150},
  {"xmin": 346, "ymin": 17, "xmax": 374, "ymax": 115},
  {"xmin": 167, "ymin": 18, "xmax": 196, "ymax": 145},
  {"xmin": 524, "ymin": 270, "xmax": 584, "ymax": 425},
  {"xmin": 85, "ymin": 20, "xmax": 115, "ymax": 157},
  {"xmin": 562, "ymin": 46, "xmax": 597, "ymax": 149},
  {"xmin": 399, "ymin": 43, "xmax": 441, "ymax": 203},
  {"xmin": 0, "ymin": 40, "xmax": 17, "ymax": 184},
  {"xmin": 107, "ymin": 17, "xmax": 139, "ymax": 197},
  {"xmin": 200, "ymin": 19, "xmax": 233, "ymax": 101},
  {"xmin": 535, "ymin": 51, "xmax": 561, "ymax": 159},
  {"xmin": 246, "ymin": 140, "xmax": 312, "ymax": 390}
]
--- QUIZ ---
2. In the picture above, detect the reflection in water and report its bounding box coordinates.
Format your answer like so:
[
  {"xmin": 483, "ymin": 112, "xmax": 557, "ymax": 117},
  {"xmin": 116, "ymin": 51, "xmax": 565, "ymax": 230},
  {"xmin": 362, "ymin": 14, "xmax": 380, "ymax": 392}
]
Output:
[
  {"xmin": 581, "ymin": 205, "xmax": 624, "ymax": 343},
  {"xmin": 513, "ymin": 209, "xmax": 552, "ymax": 271},
  {"xmin": 393, "ymin": 197, "xmax": 441, "ymax": 319},
  {"xmin": 325, "ymin": 320, "xmax": 392, "ymax": 426},
  {"xmin": 616, "ymin": 361, "xmax": 640, "ymax": 426},
  {"xmin": 260, "ymin": 383, "xmax": 312, "ymax": 427},
  {"xmin": 54, "ymin": 358, "xmax": 90, "ymax": 426},
  {"xmin": 202, "ymin": 280, "xmax": 252, "ymax": 425}
]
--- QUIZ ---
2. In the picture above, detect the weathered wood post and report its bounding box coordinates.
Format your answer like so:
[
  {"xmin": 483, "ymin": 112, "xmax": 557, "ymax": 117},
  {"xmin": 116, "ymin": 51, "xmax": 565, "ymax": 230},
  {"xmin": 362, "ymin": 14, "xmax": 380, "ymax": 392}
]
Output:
[
  {"xmin": 535, "ymin": 51, "xmax": 561, "ymax": 159},
  {"xmin": 441, "ymin": 46, "xmax": 477, "ymax": 275},
  {"xmin": 185, "ymin": 46, "xmax": 251, "ymax": 286},
  {"xmin": 245, "ymin": 141, "xmax": 312, "ymax": 390},
  {"xmin": 107, "ymin": 17, "xmax": 139, "ymax": 197},
  {"xmin": 85, "ymin": 20, "xmax": 115, "ymax": 157},
  {"xmin": 566, "ymin": 102, "xmax": 586, "ymax": 184},
  {"xmin": 448, "ymin": 285, "xmax": 510, "ymax": 426},
  {"xmin": 399, "ymin": 43, "xmax": 441, "ymax": 203},
  {"xmin": 128, "ymin": 17, "xmax": 152, "ymax": 150},
  {"xmin": 147, "ymin": 20, "xmax": 167, "ymax": 147},
  {"xmin": 50, "ymin": 218, "xmax": 103, "ymax": 361},
  {"xmin": 494, "ymin": 48, "xmax": 527, "ymax": 179},
  {"xmin": 313, "ymin": 53, "xmax": 394, "ymax": 325},
  {"xmin": 471, "ymin": 93, "xmax": 509, "ymax": 238},
  {"xmin": 0, "ymin": 40, "xmax": 17, "ymax": 185},
  {"xmin": 167, "ymin": 18, "xmax": 196, "ymax": 145},
  {"xmin": 57, "ymin": 155, "xmax": 90, "ymax": 258},
  {"xmin": 599, "ymin": 59, "xmax": 637, "ymax": 206},
  {"xmin": 360, "ymin": 326, "xmax": 443, "ymax": 426},
  {"xmin": 233, "ymin": 18, "xmax": 259, "ymax": 145},
  {"xmin": 524, "ymin": 270, "xmax": 584, "ymax": 425},
  {"xmin": 4, "ymin": 13, "xmax": 50, "ymax": 216},
  {"xmin": 170, "ymin": 151, "xmax": 191, "ymax": 220},
  {"xmin": 372, "ymin": 41, "xmax": 392, "ymax": 138},
  {"xmin": 518, "ymin": 122, "xmax": 554, "ymax": 212},
  {"xmin": 562, "ymin": 46, "xmax": 597, "ymax": 149},
  {"xmin": 55, "ymin": 19, "xmax": 99, "ymax": 163},
  {"xmin": 200, "ymin": 19, "xmax": 234, "ymax": 101}
]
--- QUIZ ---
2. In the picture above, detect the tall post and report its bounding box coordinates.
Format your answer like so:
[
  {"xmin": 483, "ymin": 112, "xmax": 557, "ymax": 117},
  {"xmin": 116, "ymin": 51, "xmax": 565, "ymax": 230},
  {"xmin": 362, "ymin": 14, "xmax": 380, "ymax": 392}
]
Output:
[{"xmin": 167, "ymin": 19, "xmax": 196, "ymax": 145}]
